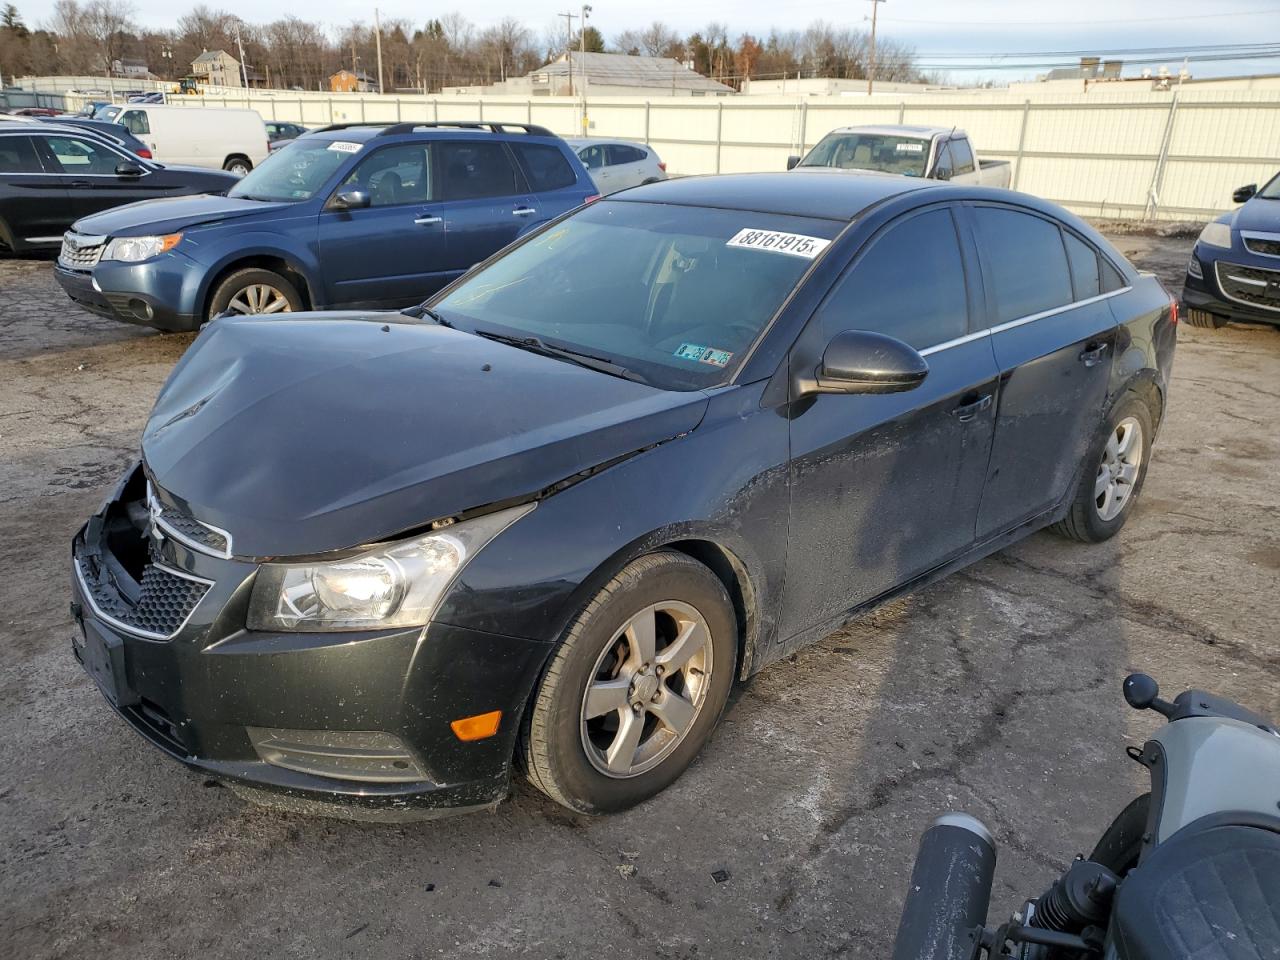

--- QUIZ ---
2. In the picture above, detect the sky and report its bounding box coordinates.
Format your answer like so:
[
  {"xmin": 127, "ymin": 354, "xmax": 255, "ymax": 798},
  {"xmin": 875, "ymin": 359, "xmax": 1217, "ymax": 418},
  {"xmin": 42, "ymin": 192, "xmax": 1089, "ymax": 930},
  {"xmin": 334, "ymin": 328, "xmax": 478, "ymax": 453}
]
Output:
[{"xmin": 72, "ymin": 0, "xmax": 1280, "ymax": 83}]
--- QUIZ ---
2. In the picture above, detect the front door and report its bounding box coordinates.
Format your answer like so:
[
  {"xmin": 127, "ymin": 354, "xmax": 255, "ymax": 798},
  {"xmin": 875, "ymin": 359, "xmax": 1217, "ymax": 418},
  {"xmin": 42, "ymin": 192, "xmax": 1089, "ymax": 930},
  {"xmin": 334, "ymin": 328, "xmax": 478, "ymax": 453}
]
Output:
[
  {"xmin": 434, "ymin": 139, "xmax": 539, "ymax": 276},
  {"xmin": 970, "ymin": 205, "xmax": 1119, "ymax": 537},
  {"xmin": 317, "ymin": 142, "xmax": 451, "ymax": 308},
  {"xmin": 35, "ymin": 133, "xmax": 159, "ymax": 224},
  {"xmin": 779, "ymin": 206, "xmax": 1000, "ymax": 643},
  {"xmin": 0, "ymin": 134, "xmax": 69, "ymax": 245}
]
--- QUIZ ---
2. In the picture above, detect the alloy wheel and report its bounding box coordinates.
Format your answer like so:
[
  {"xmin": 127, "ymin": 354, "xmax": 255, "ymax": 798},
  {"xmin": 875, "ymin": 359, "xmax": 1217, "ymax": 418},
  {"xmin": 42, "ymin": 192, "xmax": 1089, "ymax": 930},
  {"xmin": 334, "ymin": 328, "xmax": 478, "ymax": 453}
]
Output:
[
  {"xmin": 226, "ymin": 283, "xmax": 293, "ymax": 316},
  {"xmin": 1095, "ymin": 416, "xmax": 1143, "ymax": 521},
  {"xmin": 580, "ymin": 600, "xmax": 714, "ymax": 778}
]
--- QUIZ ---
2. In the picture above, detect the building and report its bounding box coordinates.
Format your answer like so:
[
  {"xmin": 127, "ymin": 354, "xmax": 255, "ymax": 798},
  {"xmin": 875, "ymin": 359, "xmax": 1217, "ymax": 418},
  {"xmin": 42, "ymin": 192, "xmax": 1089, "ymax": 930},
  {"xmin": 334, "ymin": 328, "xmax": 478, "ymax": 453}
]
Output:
[
  {"xmin": 444, "ymin": 51, "xmax": 733, "ymax": 98},
  {"xmin": 329, "ymin": 69, "xmax": 375, "ymax": 94},
  {"xmin": 191, "ymin": 50, "xmax": 242, "ymax": 88},
  {"xmin": 739, "ymin": 77, "xmax": 953, "ymax": 97},
  {"xmin": 111, "ymin": 58, "xmax": 150, "ymax": 79}
]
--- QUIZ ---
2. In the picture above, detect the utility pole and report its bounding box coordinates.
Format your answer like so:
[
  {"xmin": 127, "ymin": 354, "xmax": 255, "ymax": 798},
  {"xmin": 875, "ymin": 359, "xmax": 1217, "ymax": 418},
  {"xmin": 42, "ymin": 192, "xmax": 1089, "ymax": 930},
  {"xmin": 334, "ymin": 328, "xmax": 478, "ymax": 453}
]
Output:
[
  {"xmin": 579, "ymin": 4, "xmax": 592, "ymax": 135},
  {"xmin": 374, "ymin": 7, "xmax": 385, "ymax": 95},
  {"xmin": 866, "ymin": 0, "xmax": 884, "ymax": 96},
  {"xmin": 234, "ymin": 22, "xmax": 250, "ymax": 90},
  {"xmin": 557, "ymin": 9, "xmax": 578, "ymax": 96}
]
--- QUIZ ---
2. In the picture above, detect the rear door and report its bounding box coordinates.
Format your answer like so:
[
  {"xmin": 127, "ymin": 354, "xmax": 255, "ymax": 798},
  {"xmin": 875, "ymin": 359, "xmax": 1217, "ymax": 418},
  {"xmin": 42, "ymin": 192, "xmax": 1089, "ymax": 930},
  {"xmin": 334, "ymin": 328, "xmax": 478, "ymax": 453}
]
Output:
[
  {"xmin": 510, "ymin": 141, "xmax": 589, "ymax": 219},
  {"xmin": 317, "ymin": 141, "xmax": 450, "ymax": 308},
  {"xmin": 971, "ymin": 204, "xmax": 1120, "ymax": 538},
  {"xmin": 605, "ymin": 144, "xmax": 645, "ymax": 189},
  {"xmin": 434, "ymin": 139, "xmax": 538, "ymax": 275},
  {"xmin": 0, "ymin": 134, "xmax": 69, "ymax": 246},
  {"xmin": 779, "ymin": 204, "xmax": 1000, "ymax": 642}
]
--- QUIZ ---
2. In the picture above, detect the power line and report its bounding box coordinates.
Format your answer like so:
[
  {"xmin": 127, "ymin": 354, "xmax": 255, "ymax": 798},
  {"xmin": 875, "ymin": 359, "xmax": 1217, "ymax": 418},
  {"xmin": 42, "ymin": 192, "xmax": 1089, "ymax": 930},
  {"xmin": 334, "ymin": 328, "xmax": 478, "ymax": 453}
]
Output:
[{"xmin": 910, "ymin": 42, "xmax": 1280, "ymax": 59}]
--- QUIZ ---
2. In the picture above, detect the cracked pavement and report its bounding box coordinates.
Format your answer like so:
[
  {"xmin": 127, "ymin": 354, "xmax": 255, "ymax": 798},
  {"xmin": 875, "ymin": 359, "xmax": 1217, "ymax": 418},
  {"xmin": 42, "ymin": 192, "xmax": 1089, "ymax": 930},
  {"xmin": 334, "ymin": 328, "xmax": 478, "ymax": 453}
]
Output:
[{"xmin": 1, "ymin": 236, "xmax": 1278, "ymax": 959}]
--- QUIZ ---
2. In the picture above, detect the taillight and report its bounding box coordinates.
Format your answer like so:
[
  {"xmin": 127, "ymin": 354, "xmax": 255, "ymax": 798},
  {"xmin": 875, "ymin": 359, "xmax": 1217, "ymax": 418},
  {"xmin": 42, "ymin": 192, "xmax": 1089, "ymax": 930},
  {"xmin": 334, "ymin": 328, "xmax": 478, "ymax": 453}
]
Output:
[
  {"xmin": 1169, "ymin": 298, "xmax": 1179, "ymax": 325},
  {"xmin": 658, "ymin": 161, "xmax": 667, "ymax": 172},
  {"xmin": 584, "ymin": 194, "xmax": 600, "ymax": 204},
  {"xmin": 136, "ymin": 148, "xmax": 152, "ymax": 159}
]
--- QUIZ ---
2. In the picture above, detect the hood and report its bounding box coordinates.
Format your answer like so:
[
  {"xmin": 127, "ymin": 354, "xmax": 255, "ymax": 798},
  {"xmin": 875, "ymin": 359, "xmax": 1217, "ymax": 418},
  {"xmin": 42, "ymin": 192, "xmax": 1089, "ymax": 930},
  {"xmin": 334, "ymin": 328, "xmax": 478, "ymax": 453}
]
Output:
[
  {"xmin": 142, "ymin": 314, "xmax": 708, "ymax": 557},
  {"xmin": 1234, "ymin": 196, "xmax": 1280, "ymax": 233},
  {"xmin": 73, "ymin": 193, "xmax": 289, "ymax": 238}
]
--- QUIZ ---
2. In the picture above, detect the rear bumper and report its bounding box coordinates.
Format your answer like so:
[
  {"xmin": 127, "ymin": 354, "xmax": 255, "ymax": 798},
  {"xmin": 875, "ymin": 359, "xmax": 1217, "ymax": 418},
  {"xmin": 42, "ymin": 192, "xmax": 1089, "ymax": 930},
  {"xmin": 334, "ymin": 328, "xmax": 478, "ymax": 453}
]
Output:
[{"xmin": 54, "ymin": 260, "xmax": 200, "ymax": 332}]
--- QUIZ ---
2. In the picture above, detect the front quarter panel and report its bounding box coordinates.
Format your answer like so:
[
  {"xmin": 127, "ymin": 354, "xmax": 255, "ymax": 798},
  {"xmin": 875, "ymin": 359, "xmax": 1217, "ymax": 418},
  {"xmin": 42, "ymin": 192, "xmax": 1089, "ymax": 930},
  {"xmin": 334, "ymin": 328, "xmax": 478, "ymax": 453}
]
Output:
[
  {"xmin": 187, "ymin": 220, "xmax": 323, "ymax": 310},
  {"xmin": 433, "ymin": 382, "xmax": 790, "ymax": 675}
]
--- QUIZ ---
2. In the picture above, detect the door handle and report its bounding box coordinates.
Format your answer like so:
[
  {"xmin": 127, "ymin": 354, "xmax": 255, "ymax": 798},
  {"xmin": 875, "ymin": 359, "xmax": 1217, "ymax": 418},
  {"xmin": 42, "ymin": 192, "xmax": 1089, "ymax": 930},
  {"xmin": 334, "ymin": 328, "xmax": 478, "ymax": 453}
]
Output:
[
  {"xmin": 68, "ymin": 180, "xmax": 92, "ymax": 189},
  {"xmin": 1078, "ymin": 342, "xmax": 1110, "ymax": 367},
  {"xmin": 512, "ymin": 206, "xmax": 536, "ymax": 217},
  {"xmin": 949, "ymin": 394, "xmax": 993, "ymax": 423},
  {"xmin": 414, "ymin": 216, "xmax": 442, "ymax": 225}
]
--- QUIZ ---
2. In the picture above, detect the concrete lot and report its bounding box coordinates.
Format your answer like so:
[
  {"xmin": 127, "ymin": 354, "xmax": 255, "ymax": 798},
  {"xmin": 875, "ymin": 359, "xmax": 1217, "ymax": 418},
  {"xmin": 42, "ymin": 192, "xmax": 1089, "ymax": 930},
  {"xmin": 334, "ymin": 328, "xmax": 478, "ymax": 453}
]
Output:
[{"xmin": 1, "ymin": 236, "xmax": 1277, "ymax": 959}]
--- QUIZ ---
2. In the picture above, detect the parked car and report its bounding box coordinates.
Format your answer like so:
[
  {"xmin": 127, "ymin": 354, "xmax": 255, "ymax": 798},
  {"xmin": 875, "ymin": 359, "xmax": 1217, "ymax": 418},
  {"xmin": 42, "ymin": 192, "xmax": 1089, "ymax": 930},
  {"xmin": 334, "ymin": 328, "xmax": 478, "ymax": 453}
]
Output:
[
  {"xmin": 1181, "ymin": 171, "xmax": 1280, "ymax": 329},
  {"xmin": 7, "ymin": 106, "xmax": 63, "ymax": 117},
  {"xmin": 69, "ymin": 173, "xmax": 1175, "ymax": 819},
  {"xmin": 266, "ymin": 120, "xmax": 308, "ymax": 148},
  {"xmin": 44, "ymin": 116, "xmax": 154, "ymax": 158},
  {"xmin": 789, "ymin": 125, "xmax": 1011, "ymax": 188},
  {"xmin": 54, "ymin": 121, "xmax": 597, "ymax": 329},
  {"xmin": 0, "ymin": 122, "xmax": 236, "ymax": 255},
  {"xmin": 100, "ymin": 104, "xmax": 268, "ymax": 175},
  {"xmin": 566, "ymin": 137, "xmax": 666, "ymax": 194}
]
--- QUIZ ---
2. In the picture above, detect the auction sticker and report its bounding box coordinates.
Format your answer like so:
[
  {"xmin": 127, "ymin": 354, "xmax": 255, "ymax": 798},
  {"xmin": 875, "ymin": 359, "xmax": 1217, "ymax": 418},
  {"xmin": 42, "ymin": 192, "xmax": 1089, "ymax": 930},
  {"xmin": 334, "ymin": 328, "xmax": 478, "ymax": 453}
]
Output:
[
  {"xmin": 675, "ymin": 343, "xmax": 734, "ymax": 367},
  {"xmin": 328, "ymin": 141, "xmax": 363, "ymax": 153},
  {"xmin": 895, "ymin": 142, "xmax": 925, "ymax": 153},
  {"xmin": 726, "ymin": 228, "xmax": 830, "ymax": 259}
]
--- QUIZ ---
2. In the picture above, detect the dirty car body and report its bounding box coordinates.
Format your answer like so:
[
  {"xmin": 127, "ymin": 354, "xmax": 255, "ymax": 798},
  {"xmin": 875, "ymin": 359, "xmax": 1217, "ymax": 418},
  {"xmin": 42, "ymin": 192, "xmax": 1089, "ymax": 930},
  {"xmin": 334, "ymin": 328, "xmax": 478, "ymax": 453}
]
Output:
[{"xmin": 70, "ymin": 174, "xmax": 1176, "ymax": 818}]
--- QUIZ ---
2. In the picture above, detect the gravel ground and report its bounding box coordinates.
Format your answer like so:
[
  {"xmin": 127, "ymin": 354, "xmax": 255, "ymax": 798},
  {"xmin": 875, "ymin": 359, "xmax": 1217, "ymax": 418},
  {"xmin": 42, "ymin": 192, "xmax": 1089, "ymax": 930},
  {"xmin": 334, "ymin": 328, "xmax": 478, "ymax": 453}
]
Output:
[{"xmin": 1, "ymin": 237, "xmax": 1277, "ymax": 960}]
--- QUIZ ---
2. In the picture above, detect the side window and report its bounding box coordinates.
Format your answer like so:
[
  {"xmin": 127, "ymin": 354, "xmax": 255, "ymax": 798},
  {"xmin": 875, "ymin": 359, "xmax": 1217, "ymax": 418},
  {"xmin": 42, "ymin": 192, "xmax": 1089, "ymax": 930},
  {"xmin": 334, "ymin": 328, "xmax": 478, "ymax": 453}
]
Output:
[
  {"xmin": 607, "ymin": 145, "xmax": 643, "ymax": 165},
  {"xmin": 973, "ymin": 207, "xmax": 1074, "ymax": 323},
  {"xmin": 120, "ymin": 110, "xmax": 150, "ymax": 136},
  {"xmin": 42, "ymin": 135, "xmax": 123, "ymax": 175},
  {"xmin": 341, "ymin": 143, "xmax": 432, "ymax": 207},
  {"xmin": 1100, "ymin": 258, "xmax": 1126, "ymax": 293},
  {"xmin": 933, "ymin": 143, "xmax": 954, "ymax": 180},
  {"xmin": 438, "ymin": 141, "xmax": 521, "ymax": 200},
  {"xmin": 0, "ymin": 136, "xmax": 42, "ymax": 173},
  {"xmin": 1063, "ymin": 231, "xmax": 1101, "ymax": 300},
  {"xmin": 819, "ymin": 208, "xmax": 969, "ymax": 350},
  {"xmin": 949, "ymin": 138, "xmax": 975, "ymax": 176},
  {"xmin": 512, "ymin": 142, "xmax": 577, "ymax": 191},
  {"xmin": 578, "ymin": 145, "xmax": 605, "ymax": 170}
]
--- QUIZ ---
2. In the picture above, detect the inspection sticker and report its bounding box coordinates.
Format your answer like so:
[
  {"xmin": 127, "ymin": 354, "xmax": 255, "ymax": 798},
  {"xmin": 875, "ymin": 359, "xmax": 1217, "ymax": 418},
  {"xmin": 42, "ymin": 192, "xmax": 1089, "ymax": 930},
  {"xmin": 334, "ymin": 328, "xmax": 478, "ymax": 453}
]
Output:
[
  {"xmin": 726, "ymin": 228, "xmax": 830, "ymax": 260},
  {"xmin": 895, "ymin": 142, "xmax": 925, "ymax": 153},
  {"xmin": 327, "ymin": 141, "xmax": 363, "ymax": 153},
  {"xmin": 675, "ymin": 343, "xmax": 734, "ymax": 367}
]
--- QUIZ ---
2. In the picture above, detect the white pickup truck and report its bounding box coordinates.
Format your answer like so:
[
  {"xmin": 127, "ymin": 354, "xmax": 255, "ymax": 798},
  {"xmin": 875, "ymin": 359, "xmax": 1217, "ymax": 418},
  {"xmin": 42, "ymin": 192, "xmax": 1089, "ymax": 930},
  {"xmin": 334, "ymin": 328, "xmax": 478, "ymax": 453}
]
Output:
[{"xmin": 788, "ymin": 124, "xmax": 1011, "ymax": 188}]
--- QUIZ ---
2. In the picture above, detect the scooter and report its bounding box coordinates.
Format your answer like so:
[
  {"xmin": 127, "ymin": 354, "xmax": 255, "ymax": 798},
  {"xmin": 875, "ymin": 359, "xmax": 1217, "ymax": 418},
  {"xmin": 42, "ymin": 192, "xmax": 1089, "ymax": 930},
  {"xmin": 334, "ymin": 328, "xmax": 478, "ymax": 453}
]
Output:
[{"xmin": 892, "ymin": 674, "xmax": 1280, "ymax": 960}]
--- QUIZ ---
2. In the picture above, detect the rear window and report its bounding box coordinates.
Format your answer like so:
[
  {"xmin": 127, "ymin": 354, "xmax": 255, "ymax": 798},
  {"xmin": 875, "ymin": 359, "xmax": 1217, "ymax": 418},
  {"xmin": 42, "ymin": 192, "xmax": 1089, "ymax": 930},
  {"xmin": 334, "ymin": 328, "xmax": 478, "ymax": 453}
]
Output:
[
  {"xmin": 438, "ymin": 141, "xmax": 521, "ymax": 200},
  {"xmin": 512, "ymin": 142, "xmax": 577, "ymax": 192},
  {"xmin": 0, "ymin": 136, "xmax": 41, "ymax": 173},
  {"xmin": 607, "ymin": 144, "xmax": 647, "ymax": 165},
  {"xmin": 973, "ymin": 207, "xmax": 1074, "ymax": 323}
]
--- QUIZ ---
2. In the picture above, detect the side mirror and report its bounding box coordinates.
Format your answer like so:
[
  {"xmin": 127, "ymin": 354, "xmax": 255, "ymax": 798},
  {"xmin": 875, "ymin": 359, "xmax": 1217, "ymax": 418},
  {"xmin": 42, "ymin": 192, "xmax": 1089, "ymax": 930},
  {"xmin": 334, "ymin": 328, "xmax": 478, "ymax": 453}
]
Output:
[
  {"xmin": 786, "ymin": 155, "xmax": 801, "ymax": 170},
  {"xmin": 1232, "ymin": 183, "xmax": 1257, "ymax": 203},
  {"xmin": 796, "ymin": 329, "xmax": 929, "ymax": 397},
  {"xmin": 115, "ymin": 161, "xmax": 144, "ymax": 177},
  {"xmin": 328, "ymin": 187, "xmax": 371, "ymax": 211},
  {"xmin": 934, "ymin": 167, "xmax": 952, "ymax": 182}
]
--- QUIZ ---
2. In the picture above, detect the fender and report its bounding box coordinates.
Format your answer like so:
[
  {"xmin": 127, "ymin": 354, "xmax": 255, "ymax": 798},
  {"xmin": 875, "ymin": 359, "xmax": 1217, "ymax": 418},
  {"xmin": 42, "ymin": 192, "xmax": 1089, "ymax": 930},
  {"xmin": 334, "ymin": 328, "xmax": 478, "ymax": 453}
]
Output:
[{"xmin": 192, "ymin": 231, "xmax": 324, "ymax": 315}]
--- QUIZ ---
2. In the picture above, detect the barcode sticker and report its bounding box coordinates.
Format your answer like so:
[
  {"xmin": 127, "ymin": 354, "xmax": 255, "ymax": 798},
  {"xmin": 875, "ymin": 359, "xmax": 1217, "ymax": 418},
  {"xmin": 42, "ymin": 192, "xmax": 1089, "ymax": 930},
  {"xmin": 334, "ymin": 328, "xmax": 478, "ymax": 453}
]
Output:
[
  {"xmin": 327, "ymin": 141, "xmax": 362, "ymax": 153},
  {"xmin": 726, "ymin": 229, "xmax": 830, "ymax": 260},
  {"xmin": 895, "ymin": 142, "xmax": 925, "ymax": 153}
]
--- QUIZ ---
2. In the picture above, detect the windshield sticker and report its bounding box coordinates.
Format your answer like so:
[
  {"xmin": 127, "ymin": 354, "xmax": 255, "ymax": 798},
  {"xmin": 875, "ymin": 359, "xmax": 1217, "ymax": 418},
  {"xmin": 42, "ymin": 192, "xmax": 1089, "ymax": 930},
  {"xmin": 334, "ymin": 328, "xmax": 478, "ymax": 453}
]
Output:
[
  {"xmin": 895, "ymin": 142, "xmax": 925, "ymax": 153},
  {"xmin": 675, "ymin": 343, "xmax": 734, "ymax": 367},
  {"xmin": 327, "ymin": 141, "xmax": 362, "ymax": 154},
  {"xmin": 726, "ymin": 228, "xmax": 830, "ymax": 260}
]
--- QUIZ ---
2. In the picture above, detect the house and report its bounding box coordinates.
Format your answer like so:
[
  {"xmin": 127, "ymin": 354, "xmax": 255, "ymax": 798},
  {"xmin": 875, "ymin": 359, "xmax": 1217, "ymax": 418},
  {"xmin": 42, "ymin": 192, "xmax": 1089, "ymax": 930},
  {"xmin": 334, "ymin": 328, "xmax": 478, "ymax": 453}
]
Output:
[
  {"xmin": 444, "ymin": 52, "xmax": 734, "ymax": 98},
  {"xmin": 112, "ymin": 58, "xmax": 150, "ymax": 79},
  {"xmin": 329, "ymin": 69, "xmax": 375, "ymax": 93},
  {"xmin": 191, "ymin": 49, "xmax": 242, "ymax": 88}
]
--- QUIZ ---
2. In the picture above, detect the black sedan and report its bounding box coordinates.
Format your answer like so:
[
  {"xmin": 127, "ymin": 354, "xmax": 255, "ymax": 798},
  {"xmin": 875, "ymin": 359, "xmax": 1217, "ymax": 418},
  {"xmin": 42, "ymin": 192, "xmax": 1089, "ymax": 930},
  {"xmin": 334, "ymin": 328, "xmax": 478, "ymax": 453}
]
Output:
[
  {"xmin": 0, "ymin": 121, "xmax": 236, "ymax": 255},
  {"xmin": 70, "ymin": 174, "xmax": 1176, "ymax": 818}
]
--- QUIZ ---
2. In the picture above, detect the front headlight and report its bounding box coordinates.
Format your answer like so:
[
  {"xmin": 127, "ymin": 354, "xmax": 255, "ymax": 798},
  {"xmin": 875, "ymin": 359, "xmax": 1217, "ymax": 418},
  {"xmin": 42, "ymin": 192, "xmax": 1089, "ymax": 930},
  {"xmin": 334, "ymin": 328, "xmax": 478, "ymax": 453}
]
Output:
[
  {"xmin": 101, "ymin": 233, "xmax": 182, "ymax": 262},
  {"xmin": 1197, "ymin": 221, "xmax": 1233, "ymax": 249},
  {"xmin": 246, "ymin": 503, "xmax": 533, "ymax": 631}
]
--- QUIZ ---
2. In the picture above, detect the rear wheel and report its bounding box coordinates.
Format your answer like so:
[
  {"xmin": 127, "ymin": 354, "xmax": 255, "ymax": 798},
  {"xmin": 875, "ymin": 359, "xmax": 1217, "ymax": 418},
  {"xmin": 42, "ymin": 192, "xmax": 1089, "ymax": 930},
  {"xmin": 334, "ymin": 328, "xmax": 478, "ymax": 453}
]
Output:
[
  {"xmin": 223, "ymin": 155, "xmax": 252, "ymax": 176},
  {"xmin": 1052, "ymin": 394, "xmax": 1154, "ymax": 543},
  {"xmin": 207, "ymin": 267, "xmax": 303, "ymax": 322},
  {"xmin": 1185, "ymin": 308, "xmax": 1227, "ymax": 329},
  {"xmin": 521, "ymin": 551, "xmax": 737, "ymax": 814}
]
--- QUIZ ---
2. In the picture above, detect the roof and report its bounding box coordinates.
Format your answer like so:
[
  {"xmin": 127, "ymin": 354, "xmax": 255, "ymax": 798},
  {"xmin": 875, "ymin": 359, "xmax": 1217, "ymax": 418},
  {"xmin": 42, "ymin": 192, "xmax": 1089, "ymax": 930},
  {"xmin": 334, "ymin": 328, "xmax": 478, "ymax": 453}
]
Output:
[
  {"xmin": 529, "ymin": 52, "xmax": 732, "ymax": 93},
  {"xmin": 564, "ymin": 137, "xmax": 647, "ymax": 149},
  {"xmin": 331, "ymin": 69, "xmax": 374, "ymax": 82},
  {"xmin": 828, "ymin": 124, "xmax": 965, "ymax": 140},
  {"xmin": 192, "ymin": 50, "xmax": 236, "ymax": 64},
  {"xmin": 609, "ymin": 172, "xmax": 943, "ymax": 221}
]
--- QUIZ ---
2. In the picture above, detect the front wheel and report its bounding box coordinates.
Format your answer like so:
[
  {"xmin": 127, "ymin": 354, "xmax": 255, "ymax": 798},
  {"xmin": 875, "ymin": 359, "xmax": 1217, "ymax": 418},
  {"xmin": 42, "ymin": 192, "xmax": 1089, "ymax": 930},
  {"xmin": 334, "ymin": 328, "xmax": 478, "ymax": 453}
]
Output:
[
  {"xmin": 520, "ymin": 551, "xmax": 737, "ymax": 814},
  {"xmin": 207, "ymin": 267, "xmax": 304, "ymax": 322},
  {"xmin": 1052, "ymin": 394, "xmax": 1154, "ymax": 543},
  {"xmin": 223, "ymin": 156, "xmax": 252, "ymax": 176}
]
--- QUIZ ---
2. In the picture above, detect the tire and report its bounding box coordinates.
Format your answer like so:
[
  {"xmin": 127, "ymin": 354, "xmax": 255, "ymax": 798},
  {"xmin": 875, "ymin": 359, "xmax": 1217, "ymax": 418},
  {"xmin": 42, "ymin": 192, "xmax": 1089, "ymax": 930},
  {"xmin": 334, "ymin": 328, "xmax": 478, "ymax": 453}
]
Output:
[
  {"xmin": 1185, "ymin": 308, "xmax": 1227, "ymax": 329},
  {"xmin": 1052, "ymin": 393, "xmax": 1155, "ymax": 543},
  {"xmin": 521, "ymin": 551, "xmax": 737, "ymax": 814},
  {"xmin": 206, "ymin": 267, "xmax": 304, "ymax": 322},
  {"xmin": 1089, "ymin": 792, "xmax": 1150, "ymax": 875},
  {"xmin": 223, "ymin": 156, "xmax": 252, "ymax": 176}
]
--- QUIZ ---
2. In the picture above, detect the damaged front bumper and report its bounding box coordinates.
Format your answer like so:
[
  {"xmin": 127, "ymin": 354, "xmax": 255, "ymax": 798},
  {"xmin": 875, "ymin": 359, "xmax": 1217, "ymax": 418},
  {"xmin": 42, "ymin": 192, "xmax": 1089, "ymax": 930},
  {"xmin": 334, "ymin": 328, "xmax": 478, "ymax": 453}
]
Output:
[{"xmin": 69, "ymin": 464, "xmax": 552, "ymax": 820}]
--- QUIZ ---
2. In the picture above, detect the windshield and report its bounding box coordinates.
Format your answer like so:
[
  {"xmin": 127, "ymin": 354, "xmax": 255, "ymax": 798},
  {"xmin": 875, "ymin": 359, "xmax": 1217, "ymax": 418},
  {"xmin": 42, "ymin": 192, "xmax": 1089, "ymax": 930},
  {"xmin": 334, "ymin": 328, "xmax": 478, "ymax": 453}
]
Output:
[
  {"xmin": 228, "ymin": 139, "xmax": 354, "ymax": 202},
  {"xmin": 433, "ymin": 201, "xmax": 841, "ymax": 391},
  {"xmin": 93, "ymin": 105, "xmax": 121, "ymax": 122},
  {"xmin": 1259, "ymin": 171, "xmax": 1280, "ymax": 199},
  {"xmin": 800, "ymin": 132, "xmax": 930, "ymax": 177}
]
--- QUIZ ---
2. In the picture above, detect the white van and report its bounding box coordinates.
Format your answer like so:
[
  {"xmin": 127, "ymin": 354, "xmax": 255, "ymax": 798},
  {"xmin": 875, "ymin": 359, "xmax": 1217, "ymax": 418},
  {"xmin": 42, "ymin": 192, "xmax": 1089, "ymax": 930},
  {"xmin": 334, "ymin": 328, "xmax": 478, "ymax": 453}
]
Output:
[{"xmin": 110, "ymin": 105, "xmax": 269, "ymax": 176}]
